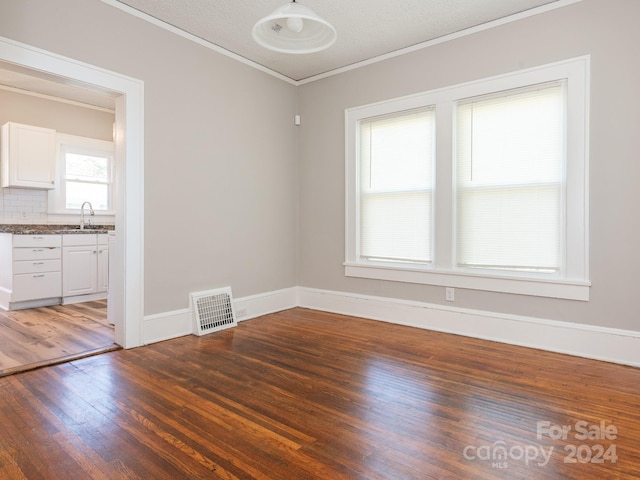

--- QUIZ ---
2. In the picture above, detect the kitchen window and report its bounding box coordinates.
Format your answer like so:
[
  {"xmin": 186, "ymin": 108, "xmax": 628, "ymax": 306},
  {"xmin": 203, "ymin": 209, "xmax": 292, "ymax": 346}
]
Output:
[
  {"xmin": 344, "ymin": 57, "xmax": 590, "ymax": 300},
  {"xmin": 48, "ymin": 133, "xmax": 115, "ymax": 215}
]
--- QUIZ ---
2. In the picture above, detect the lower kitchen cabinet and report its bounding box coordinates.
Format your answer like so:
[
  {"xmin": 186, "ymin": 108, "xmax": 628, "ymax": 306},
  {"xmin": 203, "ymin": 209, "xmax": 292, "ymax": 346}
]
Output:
[
  {"xmin": 0, "ymin": 233, "xmax": 62, "ymax": 310},
  {"xmin": 98, "ymin": 236, "xmax": 109, "ymax": 292},
  {"xmin": 0, "ymin": 231, "xmax": 110, "ymax": 310},
  {"xmin": 62, "ymin": 234, "xmax": 108, "ymax": 302}
]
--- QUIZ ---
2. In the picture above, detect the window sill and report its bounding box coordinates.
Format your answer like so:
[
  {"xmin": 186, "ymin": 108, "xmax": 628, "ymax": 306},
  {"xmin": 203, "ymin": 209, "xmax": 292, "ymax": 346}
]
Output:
[
  {"xmin": 343, "ymin": 262, "xmax": 590, "ymax": 301},
  {"xmin": 47, "ymin": 211, "xmax": 116, "ymax": 216}
]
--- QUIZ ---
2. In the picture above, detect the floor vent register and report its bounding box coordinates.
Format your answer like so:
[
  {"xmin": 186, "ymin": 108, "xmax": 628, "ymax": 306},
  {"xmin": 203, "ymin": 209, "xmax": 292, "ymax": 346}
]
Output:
[{"xmin": 190, "ymin": 287, "xmax": 238, "ymax": 336}]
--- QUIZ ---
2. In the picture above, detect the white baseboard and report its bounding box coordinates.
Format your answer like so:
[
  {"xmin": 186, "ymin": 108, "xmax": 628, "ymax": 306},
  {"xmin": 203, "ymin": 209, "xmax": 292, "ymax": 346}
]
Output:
[
  {"xmin": 298, "ymin": 287, "xmax": 640, "ymax": 368},
  {"xmin": 0, "ymin": 296, "xmax": 61, "ymax": 311},
  {"xmin": 233, "ymin": 287, "xmax": 299, "ymax": 322},
  {"xmin": 142, "ymin": 287, "xmax": 298, "ymax": 345},
  {"xmin": 141, "ymin": 285, "xmax": 640, "ymax": 367},
  {"xmin": 62, "ymin": 292, "xmax": 107, "ymax": 305},
  {"xmin": 143, "ymin": 308, "xmax": 192, "ymax": 345}
]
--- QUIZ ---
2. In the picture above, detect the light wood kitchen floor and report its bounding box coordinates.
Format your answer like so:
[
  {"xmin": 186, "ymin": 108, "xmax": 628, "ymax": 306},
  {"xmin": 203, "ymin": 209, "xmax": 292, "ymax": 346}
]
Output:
[{"xmin": 0, "ymin": 300, "xmax": 119, "ymax": 377}]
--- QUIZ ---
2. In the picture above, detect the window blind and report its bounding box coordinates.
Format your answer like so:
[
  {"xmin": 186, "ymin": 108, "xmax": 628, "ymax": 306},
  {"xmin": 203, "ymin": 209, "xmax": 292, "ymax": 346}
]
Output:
[
  {"xmin": 456, "ymin": 82, "xmax": 565, "ymax": 272},
  {"xmin": 359, "ymin": 107, "xmax": 435, "ymax": 263}
]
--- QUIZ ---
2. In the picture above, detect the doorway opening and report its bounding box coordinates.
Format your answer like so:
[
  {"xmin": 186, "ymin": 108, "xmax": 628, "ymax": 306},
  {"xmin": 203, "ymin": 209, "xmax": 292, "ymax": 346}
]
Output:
[{"xmin": 0, "ymin": 36, "xmax": 145, "ymax": 353}]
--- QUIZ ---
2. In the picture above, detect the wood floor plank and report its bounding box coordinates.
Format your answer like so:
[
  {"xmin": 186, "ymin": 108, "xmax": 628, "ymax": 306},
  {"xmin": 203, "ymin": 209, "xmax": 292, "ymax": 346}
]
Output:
[
  {"xmin": 0, "ymin": 300, "xmax": 116, "ymax": 375},
  {"xmin": 1, "ymin": 307, "xmax": 639, "ymax": 479}
]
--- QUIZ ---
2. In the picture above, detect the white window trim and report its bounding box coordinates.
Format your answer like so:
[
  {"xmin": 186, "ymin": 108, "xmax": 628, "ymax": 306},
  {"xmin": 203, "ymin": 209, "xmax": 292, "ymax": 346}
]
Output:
[
  {"xmin": 345, "ymin": 56, "xmax": 590, "ymax": 301},
  {"xmin": 48, "ymin": 133, "xmax": 115, "ymax": 216}
]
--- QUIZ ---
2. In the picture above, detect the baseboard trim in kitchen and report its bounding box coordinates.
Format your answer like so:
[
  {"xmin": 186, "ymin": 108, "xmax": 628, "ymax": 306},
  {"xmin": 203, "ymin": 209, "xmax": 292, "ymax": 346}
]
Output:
[{"xmin": 62, "ymin": 292, "xmax": 108, "ymax": 305}]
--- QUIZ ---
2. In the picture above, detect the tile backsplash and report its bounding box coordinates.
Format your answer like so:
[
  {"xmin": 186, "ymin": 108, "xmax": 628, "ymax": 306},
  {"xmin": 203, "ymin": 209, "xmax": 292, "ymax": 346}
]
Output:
[
  {"xmin": 0, "ymin": 187, "xmax": 48, "ymax": 224},
  {"xmin": 0, "ymin": 187, "xmax": 116, "ymax": 226}
]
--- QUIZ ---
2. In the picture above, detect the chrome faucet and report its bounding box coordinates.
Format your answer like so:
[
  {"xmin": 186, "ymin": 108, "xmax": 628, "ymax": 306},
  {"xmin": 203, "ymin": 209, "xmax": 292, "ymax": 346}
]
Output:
[{"xmin": 80, "ymin": 201, "xmax": 95, "ymax": 230}]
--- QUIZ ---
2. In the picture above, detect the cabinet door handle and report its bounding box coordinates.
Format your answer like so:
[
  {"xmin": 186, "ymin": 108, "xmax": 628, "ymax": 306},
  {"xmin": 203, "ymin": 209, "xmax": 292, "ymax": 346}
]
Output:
[
  {"xmin": 93, "ymin": 250, "xmax": 97, "ymax": 254},
  {"xmin": 32, "ymin": 249, "xmax": 44, "ymax": 252},
  {"xmin": 32, "ymin": 236, "xmax": 44, "ymax": 240},
  {"xmin": 33, "ymin": 262, "xmax": 44, "ymax": 265},
  {"xmin": 33, "ymin": 274, "xmax": 45, "ymax": 278}
]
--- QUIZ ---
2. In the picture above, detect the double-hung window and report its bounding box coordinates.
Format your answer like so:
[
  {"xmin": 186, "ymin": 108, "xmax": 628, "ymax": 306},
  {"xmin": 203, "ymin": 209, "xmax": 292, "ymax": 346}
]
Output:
[
  {"xmin": 359, "ymin": 108, "xmax": 435, "ymax": 264},
  {"xmin": 456, "ymin": 82, "xmax": 564, "ymax": 273},
  {"xmin": 48, "ymin": 133, "xmax": 115, "ymax": 215},
  {"xmin": 345, "ymin": 57, "xmax": 589, "ymax": 300}
]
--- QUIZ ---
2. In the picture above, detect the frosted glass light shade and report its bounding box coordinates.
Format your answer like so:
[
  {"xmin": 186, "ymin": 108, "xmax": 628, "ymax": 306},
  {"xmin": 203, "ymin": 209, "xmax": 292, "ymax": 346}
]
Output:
[{"xmin": 252, "ymin": 2, "xmax": 337, "ymax": 54}]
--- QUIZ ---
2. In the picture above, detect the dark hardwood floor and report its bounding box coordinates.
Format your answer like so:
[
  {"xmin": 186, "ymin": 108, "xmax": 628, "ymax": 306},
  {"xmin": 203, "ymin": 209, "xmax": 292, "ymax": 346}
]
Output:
[
  {"xmin": 0, "ymin": 300, "xmax": 118, "ymax": 377},
  {"xmin": 1, "ymin": 307, "xmax": 639, "ymax": 479}
]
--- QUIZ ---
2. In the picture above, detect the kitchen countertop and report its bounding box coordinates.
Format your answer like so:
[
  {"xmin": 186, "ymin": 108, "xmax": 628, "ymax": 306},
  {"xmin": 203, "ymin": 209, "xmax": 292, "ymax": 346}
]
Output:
[{"xmin": 0, "ymin": 224, "xmax": 115, "ymax": 235}]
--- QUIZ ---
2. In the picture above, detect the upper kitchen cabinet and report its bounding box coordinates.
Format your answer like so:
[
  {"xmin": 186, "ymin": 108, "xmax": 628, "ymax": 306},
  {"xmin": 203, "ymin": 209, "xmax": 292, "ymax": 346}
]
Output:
[{"xmin": 1, "ymin": 122, "xmax": 56, "ymax": 189}]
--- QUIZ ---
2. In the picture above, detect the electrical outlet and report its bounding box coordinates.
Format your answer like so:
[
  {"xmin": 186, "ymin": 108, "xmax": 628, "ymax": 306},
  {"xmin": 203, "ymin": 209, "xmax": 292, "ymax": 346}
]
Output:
[
  {"xmin": 236, "ymin": 308, "xmax": 247, "ymax": 318},
  {"xmin": 445, "ymin": 287, "xmax": 455, "ymax": 302},
  {"xmin": 20, "ymin": 211, "xmax": 28, "ymax": 219}
]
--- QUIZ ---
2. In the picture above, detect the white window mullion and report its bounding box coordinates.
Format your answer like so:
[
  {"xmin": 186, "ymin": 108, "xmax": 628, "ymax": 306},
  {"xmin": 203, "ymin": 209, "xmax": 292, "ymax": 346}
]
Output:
[{"xmin": 433, "ymin": 99, "xmax": 454, "ymax": 271}]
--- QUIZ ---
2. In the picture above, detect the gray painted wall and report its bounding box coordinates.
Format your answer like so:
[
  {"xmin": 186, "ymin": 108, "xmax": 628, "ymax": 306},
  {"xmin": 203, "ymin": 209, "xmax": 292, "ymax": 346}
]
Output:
[
  {"xmin": 0, "ymin": 89, "xmax": 114, "ymax": 140},
  {"xmin": 297, "ymin": 0, "xmax": 640, "ymax": 332},
  {"xmin": 0, "ymin": 0, "xmax": 298, "ymax": 316}
]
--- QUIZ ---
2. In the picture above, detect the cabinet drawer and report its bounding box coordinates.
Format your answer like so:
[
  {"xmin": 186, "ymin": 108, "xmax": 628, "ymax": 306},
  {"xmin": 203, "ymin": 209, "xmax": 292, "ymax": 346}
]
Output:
[
  {"xmin": 13, "ymin": 234, "xmax": 61, "ymax": 248},
  {"xmin": 13, "ymin": 247, "xmax": 61, "ymax": 261},
  {"xmin": 12, "ymin": 271, "xmax": 61, "ymax": 302},
  {"xmin": 13, "ymin": 259, "xmax": 61, "ymax": 275}
]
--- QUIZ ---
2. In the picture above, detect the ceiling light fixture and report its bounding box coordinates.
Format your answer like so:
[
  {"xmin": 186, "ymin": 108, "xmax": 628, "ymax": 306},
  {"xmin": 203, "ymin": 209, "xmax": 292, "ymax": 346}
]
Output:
[{"xmin": 252, "ymin": 0, "xmax": 337, "ymax": 54}]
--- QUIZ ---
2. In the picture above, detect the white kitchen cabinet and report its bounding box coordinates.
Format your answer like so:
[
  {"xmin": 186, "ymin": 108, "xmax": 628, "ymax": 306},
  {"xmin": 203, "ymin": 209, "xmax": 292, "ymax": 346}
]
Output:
[
  {"xmin": 97, "ymin": 235, "xmax": 109, "ymax": 293},
  {"xmin": 1, "ymin": 122, "xmax": 56, "ymax": 189},
  {"xmin": 62, "ymin": 243, "xmax": 97, "ymax": 296},
  {"xmin": 106, "ymin": 231, "xmax": 116, "ymax": 326},
  {"xmin": 62, "ymin": 234, "xmax": 108, "ymax": 302},
  {"xmin": 0, "ymin": 233, "xmax": 62, "ymax": 310}
]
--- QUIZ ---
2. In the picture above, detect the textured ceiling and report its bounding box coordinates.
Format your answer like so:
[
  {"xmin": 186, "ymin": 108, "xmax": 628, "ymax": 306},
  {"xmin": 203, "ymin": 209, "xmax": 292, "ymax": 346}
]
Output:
[
  {"xmin": 114, "ymin": 0, "xmax": 563, "ymax": 82},
  {"xmin": 0, "ymin": 0, "xmax": 568, "ymax": 108}
]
